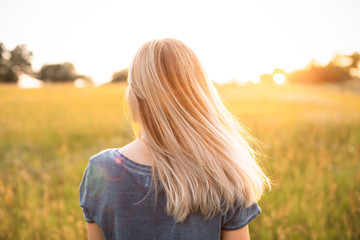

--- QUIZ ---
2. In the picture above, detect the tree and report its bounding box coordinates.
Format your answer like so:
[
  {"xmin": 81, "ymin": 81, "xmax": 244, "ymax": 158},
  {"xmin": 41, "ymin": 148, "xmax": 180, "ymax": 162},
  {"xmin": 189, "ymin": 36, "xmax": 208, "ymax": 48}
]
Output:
[
  {"xmin": 38, "ymin": 62, "xmax": 78, "ymax": 82},
  {"xmin": 111, "ymin": 68, "xmax": 128, "ymax": 83},
  {"xmin": 0, "ymin": 43, "xmax": 4, "ymax": 63},
  {"xmin": 9, "ymin": 44, "xmax": 33, "ymax": 74},
  {"xmin": 349, "ymin": 52, "xmax": 360, "ymax": 69},
  {"xmin": 0, "ymin": 66, "xmax": 17, "ymax": 83},
  {"xmin": 0, "ymin": 43, "xmax": 33, "ymax": 83},
  {"xmin": 259, "ymin": 73, "xmax": 274, "ymax": 85}
]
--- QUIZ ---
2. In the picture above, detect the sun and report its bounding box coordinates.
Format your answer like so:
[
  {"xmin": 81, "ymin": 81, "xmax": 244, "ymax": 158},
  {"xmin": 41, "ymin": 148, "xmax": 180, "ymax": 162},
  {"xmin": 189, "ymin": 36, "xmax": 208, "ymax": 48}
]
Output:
[{"xmin": 273, "ymin": 73, "xmax": 286, "ymax": 85}]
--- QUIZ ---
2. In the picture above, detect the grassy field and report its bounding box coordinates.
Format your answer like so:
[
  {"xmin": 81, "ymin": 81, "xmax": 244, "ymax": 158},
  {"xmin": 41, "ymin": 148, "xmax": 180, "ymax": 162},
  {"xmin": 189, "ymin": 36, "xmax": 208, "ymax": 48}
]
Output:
[{"xmin": 0, "ymin": 82, "xmax": 359, "ymax": 239}]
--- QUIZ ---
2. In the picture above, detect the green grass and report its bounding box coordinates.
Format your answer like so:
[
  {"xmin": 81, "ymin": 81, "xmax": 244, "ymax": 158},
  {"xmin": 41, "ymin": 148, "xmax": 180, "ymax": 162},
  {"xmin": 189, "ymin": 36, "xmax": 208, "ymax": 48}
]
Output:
[{"xmin": 0, "ymin": 82, "xmax": 359, "ymax": 239}]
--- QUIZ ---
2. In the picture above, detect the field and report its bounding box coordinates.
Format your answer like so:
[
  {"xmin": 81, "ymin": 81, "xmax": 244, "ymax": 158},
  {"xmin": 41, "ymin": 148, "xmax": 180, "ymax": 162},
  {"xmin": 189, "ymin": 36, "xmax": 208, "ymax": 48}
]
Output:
[{"xmin": 0, "ymin": 82, "xmax": 359, "ymax": 239}]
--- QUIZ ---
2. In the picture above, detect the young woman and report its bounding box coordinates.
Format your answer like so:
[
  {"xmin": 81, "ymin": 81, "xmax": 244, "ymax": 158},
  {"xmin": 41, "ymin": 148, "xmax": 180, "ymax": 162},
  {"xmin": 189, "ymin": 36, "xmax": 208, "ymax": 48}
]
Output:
[{"xmin": 79, "ymin": 38, "xmax": 270, "ymax": 240}]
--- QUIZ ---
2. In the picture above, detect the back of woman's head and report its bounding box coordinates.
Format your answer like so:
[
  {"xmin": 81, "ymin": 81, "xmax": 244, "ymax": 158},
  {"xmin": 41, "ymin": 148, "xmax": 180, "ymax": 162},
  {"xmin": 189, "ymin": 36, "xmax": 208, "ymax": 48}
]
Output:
[{"xmin": 126, "ymin": 38, "xmax": 270, "ymax": 222}]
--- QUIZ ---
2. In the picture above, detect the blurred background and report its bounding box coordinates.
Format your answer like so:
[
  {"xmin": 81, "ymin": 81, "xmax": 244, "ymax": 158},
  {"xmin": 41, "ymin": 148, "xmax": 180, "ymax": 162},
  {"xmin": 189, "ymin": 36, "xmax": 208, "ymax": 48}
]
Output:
[{"xmin": 0, "ymin": 0, "xmax": 359, "ymax": 239}]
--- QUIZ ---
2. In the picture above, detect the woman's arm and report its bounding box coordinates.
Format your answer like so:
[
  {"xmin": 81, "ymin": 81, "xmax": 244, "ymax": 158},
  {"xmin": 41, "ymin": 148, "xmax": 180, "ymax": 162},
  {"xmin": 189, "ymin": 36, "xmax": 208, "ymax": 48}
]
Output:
[
  {"xmin": 87, "ymin": 223, "xmax": 104, "ymax": 240},
  {"xmin": 221, "ymin": 225, "xmax": 250, "ymax": 240}
]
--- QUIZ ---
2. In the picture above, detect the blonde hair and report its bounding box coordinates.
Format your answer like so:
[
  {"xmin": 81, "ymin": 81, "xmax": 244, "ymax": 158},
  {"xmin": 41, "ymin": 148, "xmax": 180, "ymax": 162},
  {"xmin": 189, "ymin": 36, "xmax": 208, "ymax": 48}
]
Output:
[{"xmin": 126, "ymin": 38, "xmax": 270, "ymax": 222}]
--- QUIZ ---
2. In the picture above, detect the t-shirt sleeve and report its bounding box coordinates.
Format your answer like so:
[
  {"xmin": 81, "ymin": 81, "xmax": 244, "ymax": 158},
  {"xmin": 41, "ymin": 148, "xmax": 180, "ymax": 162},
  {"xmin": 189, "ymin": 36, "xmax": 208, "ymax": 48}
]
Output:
[
  {"xmin": 82, "ymin": 206, "xmax": 95, "ymax": 223},
  {"xmin": 221, "ymin": 202, "xmax": 261, "ymax": 230},
  {"xmin": 79, "ymin": 163, "xmax": 95, "ymax": 223}
]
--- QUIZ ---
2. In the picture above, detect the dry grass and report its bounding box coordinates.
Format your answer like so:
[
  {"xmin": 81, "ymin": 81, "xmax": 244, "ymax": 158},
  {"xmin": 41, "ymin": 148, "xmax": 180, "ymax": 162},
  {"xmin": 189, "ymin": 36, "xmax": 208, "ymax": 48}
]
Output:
[{"xmin": 0, "ymin": 82, "xmax": 359, "ymax": 239}]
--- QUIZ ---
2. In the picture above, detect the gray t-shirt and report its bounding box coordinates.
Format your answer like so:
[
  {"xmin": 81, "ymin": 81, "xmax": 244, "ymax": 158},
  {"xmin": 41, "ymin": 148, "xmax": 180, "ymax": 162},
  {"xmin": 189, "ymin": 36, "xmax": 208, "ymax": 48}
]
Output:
[{"xmin": 79, "ymin": 148, "xmax": 261, "ymax": 240}]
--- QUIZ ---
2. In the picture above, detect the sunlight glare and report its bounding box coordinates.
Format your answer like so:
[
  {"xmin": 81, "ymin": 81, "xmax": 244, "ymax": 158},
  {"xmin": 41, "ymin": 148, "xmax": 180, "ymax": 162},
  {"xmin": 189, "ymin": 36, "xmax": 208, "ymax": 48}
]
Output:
[
  {"xmin": 18, "ymin": 74, "xmax": 43, "ymax": 88},
  {"xmin": 335, "ymin": 56, "xmax": 352, "ymax": 67},
  {"xmin": 349, "ymin": 68, "xmax": 360, "ymax": 78},
  {"xmin": 74, "ymin": 79, "xmax": 86, "ymax": 88},
  {"xmin": 273, "ymin": 73, "xmax": 286, "ymax": 85},
  {"xmin": 251, "ymin": 78, "xmax": 260, "ymax": 84}
]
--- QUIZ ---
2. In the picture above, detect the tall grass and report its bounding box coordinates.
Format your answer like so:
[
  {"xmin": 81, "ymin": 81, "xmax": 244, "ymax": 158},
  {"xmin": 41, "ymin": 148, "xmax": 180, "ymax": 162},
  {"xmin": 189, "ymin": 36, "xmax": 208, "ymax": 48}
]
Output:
[{"xmin": 0, "ymin": 83, "xmax": 359, "ymax": 239}]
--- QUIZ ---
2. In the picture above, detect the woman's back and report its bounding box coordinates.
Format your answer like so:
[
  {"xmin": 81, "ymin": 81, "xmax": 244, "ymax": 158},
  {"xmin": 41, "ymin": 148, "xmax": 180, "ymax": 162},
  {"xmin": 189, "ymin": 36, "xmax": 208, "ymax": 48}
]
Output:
[{"xmin": 79, "ymin": 147, "xmax": 261, "ymax": 240}]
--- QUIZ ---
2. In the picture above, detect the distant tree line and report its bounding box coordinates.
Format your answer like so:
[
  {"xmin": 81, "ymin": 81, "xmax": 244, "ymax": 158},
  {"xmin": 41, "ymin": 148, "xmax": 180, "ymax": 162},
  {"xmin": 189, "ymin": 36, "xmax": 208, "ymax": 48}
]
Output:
[
  {"xmin": 287, "ymin": 52, "xmax": 360, "ymax": 84},
  {"xmin": 2, "ymin": 41, "xmax": 359, "ymax": 85},
  {"xmin": 37, "ymin": 62, "xmax": 91, "ymax": 82},
  {"xmin": 0, "ymin": 42, "xmax": 91, "ymax": 83},
  {"xmin": 0, "ymin": 41, "xmax": 128, "ymax": 84},
  {"xmin": 260, "ymin": 53, "xmax": 360, "ymax": 85}
]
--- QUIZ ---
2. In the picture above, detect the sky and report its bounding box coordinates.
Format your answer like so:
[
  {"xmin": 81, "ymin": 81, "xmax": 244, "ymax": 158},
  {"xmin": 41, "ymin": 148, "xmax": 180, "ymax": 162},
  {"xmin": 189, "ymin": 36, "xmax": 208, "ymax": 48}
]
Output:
[{"xmin": 1, "ymin": 0, "xmax": 360, "ymax": 84}]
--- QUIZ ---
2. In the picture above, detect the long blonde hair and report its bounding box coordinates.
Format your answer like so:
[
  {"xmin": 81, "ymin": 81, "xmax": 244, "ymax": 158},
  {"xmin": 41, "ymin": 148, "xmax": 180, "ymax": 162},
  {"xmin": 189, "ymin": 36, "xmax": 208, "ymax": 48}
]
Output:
[{"xmin": 126, "ymin": 38, "xmax": 270, "ymax": 222}]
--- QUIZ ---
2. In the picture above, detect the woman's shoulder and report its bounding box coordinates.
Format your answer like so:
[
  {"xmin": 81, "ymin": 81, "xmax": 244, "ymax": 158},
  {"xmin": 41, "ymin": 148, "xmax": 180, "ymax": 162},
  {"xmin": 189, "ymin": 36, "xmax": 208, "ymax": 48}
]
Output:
[
  {"xmin": 89, "ymin": 148, "xmax": 119, "ymax": 164},
  {"xmin": 84, "ymin": 148, "xmax": 122, "ymax": 180}
]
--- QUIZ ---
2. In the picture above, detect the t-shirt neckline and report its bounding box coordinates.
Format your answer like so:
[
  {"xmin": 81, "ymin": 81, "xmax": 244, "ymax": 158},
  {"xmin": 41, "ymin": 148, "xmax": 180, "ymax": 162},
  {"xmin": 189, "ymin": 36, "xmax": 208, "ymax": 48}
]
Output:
[{"xmin": 114, "ymin": 148, "xmax": 153, "ymax": 174}]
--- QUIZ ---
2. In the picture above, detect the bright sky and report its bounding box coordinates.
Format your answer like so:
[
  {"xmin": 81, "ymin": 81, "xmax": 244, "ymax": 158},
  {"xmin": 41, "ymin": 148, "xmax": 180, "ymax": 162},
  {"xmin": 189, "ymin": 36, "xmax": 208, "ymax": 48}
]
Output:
[{"xmin": 1, "ymin": 0, "xmax": 359, "ymax": 84}]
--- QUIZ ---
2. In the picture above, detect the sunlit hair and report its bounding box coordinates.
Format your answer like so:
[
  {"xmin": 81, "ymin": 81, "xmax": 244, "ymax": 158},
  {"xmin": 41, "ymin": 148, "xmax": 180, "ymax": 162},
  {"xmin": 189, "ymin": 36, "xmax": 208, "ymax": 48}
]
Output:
[{"xmin": 126, "ymin": 38, "xmax": 270, "ymax": 222}]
